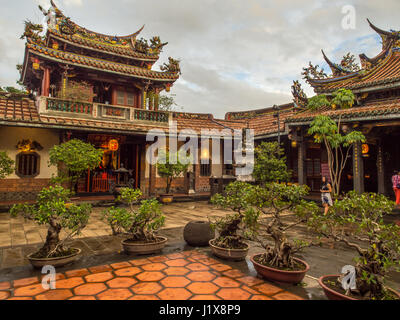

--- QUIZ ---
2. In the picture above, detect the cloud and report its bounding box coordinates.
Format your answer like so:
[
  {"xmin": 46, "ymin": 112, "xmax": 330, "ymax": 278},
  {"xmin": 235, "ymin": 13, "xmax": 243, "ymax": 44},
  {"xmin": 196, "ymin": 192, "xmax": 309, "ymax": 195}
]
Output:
[{"xmin": 1, "ymin": 0, "xmax": 400, "ymax": 117}]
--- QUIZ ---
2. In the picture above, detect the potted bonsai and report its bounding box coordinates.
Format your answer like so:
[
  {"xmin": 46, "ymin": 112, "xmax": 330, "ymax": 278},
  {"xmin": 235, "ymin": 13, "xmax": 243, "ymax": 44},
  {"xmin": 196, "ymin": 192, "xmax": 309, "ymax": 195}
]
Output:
[
  {"xmin": 102, "ymin": 188, "xmax": 167, "ymax": 255},
  {"xmin": 210, "ymin": 181, "xmax": 259, "ymax": 261},
  {"xmin": 249, "ymin": 183, "xmax": 319, "ymax": 284},
  {"xmin": 156, "ymin": 151, "xmax": 190, "ymax": 203},
  {"xmin": 10, "ymin": 185, "xmax": 91, "ymax": 268},
  {"xmin": 308, "ymin": 191, "xmax": 400, "ymax": 300}
]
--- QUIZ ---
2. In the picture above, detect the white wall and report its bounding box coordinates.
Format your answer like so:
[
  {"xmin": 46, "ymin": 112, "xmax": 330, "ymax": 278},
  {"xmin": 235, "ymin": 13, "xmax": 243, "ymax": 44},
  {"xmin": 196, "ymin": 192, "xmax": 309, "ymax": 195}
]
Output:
[{"xmin": 0, "ymin": 127, "xmax": 59, "ymax": 179}]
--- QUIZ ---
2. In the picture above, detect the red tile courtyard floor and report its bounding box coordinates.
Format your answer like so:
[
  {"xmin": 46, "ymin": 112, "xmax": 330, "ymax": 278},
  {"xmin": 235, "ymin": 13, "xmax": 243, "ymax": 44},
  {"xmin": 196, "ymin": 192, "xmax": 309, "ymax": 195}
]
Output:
[{"xmin": 0, "ymin": 250, "xmax": 302, "ymax": 300}]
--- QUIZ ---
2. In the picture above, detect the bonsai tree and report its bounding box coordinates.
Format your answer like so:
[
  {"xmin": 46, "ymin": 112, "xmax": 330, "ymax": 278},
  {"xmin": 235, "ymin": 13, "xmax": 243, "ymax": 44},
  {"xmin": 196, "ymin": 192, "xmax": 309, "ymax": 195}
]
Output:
[
  {"xmin": 308, "ymin": 115, "xmax": 365, "ymax": 197},
  {"xmin": 251, "ymin": 183, "xmax": 319, "ymax": 270},
  {"xmin": 210, "ymin": 181, "xmax": 259, "ymax": 249},
  {"xmin": 156, "ymin": 151, "xmax": 190, "ymax": 194},
  {"xmin": 308, "ymin": 191, "xmax": 400, "ymax": 300},
  {"xmin": 253, "ymin": 141, "xmax": 290, "ymax": 184},
  {"xmin": 10, "ymin": 185, "xmax": 91, "ymax": 258},
  {"xmin": 49, "ymin": 139, "xmax": 103, "ymax": 191},
  {"xmin": 0, "ymin": 151, "xmax": 14, "ymax": 179},
  {"xmin": 102, "ymin": 188, "xmax": 165, "ymax": 242}
]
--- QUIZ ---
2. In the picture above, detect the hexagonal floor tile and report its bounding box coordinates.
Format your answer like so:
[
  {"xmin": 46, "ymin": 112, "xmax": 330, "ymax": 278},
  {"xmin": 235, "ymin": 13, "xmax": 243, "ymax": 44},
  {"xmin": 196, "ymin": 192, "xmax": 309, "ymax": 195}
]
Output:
[
  {"xmin": 69, "ymin": 296, "xmax": 97, "ymax": 300},
  {"xmin": 36, "ymin": 289, "xmax": 73, "ymax": 300},
  {"xmin": 163, "ymin": 267, "xmax": 190, "ymax": 276},
  {"xmin": 157, "ymin": 288, "xmax": 192, "ymax": 300},
  {"xmin": 131, "ymin": 282, "xmax": 163, "ymax": 295},
  {"xmin": 136, "ymin": 271, "xmax": 165, "ymax": 282},
  {"xmin": 74, "ymin": 283, "xmax": 107, "ymax": 296},
  {"xmin": 253, "ymin": 283, "xmax": 283, "ymax": 296},
  {"xmin": 85, "ymin": 272, "xmax": 114, "ymax": 283},
  {"xmin": 55, "ymin": 277, "xmax": 84, "ymax": 289},
  {"xmin": 65, "ymin": 268, "xmax": 90, "ymax": 278},
  {"xmin": 186, "ymin": 263, "xmax": 209, "ymax": 271},
  {"xmin": 186, "ymin": 271, "xmax": 216, "ymax": 282},
  {"xmin": 114, "ymin": 267, "xmax": 141, "ymax": 277},
  {"xmin": 166, "ymin": 253, "xmax": 185, "ymax": 260},
  {"xmin": 187, "ymin": 282, "xmax": 219, "ymax": 294},
  {"xmin": 148, "ymin": 256, "xmax": 169, "ymax": 263},
  {"xmin": 14, "ymin": 284, "xmax": 47, "ymax": 297},
  {"xmin": 210, "ymin": 264, "xmax": 232, "ymax": 272},
  {"xmin": 251, "ymin": 295, "xmax": 273, "ymax": 300},
  {"xmin": 129, "ymin": 295, "xmax": 159, "ymax": 300},
  {"xmin": 160, "ymin": 276, "xmax": 190, "ymax": 288},
  {"xmin": 110, "ymin": 261, "xmax": 132, "ymax": 269},
  {"xmin": 222, "ymin": 269, "xmax": 245, "ymax": 278},
  {"xmin": 237, "ymin": 276, "xmax": 264, "ymax": 286},
  {"xmin": 13, "ymin": 277, "xmax": 39, "ymax": 288},
  {"xmin": 165, "ymin": 259, "xmax": 189, "ymax": 267},
  {"xmin": 272, "ymin": 292, "xmax": 303, "ymax": 300},
  {"xmin": 213, "ymin": 277, "xmax": 241, "ymax": 288},
  {"xmin": 0, "ymin": 282, "xmax": 10, "ymax": 290},
  {"xmin": 190, "ymin": 295, "xmax": 221, "ymax": 300},
  {"xmin": 107, "ymin": 277, "xmax": 137, "ymax": 288},
  {"xmin": 216, "ymin": 288, "xmax": 251, "ymax": 300},
  {"xmin": 141, "ymin": 263, "xmax": 167, "ymax": 271},
  {"xmin": 129, "ymin": 258, "xmax": 151, "ymax": 266},
  {"xmin": 0, "ymin": 291, "xmax": 10, "ymax": 300},
  {"xmin": 97, "ymin": 289, "xmax": 132, "ymax": 300},
  {"xmin": 88, "ymin": 265, "xmax": 112, "ymax": 273}
]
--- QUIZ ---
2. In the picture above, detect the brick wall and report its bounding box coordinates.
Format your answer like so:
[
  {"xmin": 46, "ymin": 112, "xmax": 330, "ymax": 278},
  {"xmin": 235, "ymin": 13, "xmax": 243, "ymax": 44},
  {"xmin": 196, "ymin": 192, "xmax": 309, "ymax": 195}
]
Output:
[{"xmin": 0, "ymin": 179, "xmax": 52, "ymax": 201}]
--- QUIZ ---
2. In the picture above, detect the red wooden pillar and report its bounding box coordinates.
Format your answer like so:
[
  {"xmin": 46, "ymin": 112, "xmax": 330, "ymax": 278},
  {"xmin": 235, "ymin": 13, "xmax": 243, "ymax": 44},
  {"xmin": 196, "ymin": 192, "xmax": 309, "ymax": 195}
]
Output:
[
  {"xmin": 111, "ymin": 86, "xmax": 117, "ymax": 105},
  {"xmin": 41, "ymin": 68, "xmax": 50, "ymax": 97}
]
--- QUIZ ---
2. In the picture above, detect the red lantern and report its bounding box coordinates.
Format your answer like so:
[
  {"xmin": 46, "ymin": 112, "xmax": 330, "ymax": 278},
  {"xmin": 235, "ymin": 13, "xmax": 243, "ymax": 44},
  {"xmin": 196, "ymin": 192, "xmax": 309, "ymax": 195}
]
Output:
[
  {"xmin": 108, "ymin": 139, "xmax": 119, "ymax": 151},
  {"xmin": 32, "ymin": 58, "xmax": 40, "ymax": 70},
  {"xmin": 165, "ymin": 84, "xmax": 171, "ymax": 92}
]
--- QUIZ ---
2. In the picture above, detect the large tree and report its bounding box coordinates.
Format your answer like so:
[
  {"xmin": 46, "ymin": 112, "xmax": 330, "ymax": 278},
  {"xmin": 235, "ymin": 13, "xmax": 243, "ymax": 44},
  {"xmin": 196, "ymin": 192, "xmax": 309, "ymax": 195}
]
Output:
[
  {"xmin": 253, "ymin": 141, "xmax": 290, "ymax": 184},
  {"xmin": 49, "ymin": 139, "xmax": 103, "ymax": 191}
]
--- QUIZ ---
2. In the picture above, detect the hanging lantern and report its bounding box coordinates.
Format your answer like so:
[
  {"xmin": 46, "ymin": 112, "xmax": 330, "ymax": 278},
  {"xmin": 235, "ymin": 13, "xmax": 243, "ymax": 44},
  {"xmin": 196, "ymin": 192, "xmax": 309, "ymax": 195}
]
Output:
[
  {"xmin": 146, "ymin": 63, "xmax": 152, "ymax": 70},
  {"xmin": 291, "ymin": 140, "xmax": 298, "ymax": 148},
  {"xmin": 32, "ymin": 58, "xmax": 40, "ymax": 70},
  {"xmin": 362, "ymin": 144, "xmax": 370, "ymax": 158},
  {"xmin": 108, "ymin": 139, "xmax": 119, "ymax": 152},
  {"xmin": 165, "ymin": 84, "xmax": 171, "ymax": 92},
  {"xmin": 52, "ymin": 41, "xmax": 59, "ymax": 50}
]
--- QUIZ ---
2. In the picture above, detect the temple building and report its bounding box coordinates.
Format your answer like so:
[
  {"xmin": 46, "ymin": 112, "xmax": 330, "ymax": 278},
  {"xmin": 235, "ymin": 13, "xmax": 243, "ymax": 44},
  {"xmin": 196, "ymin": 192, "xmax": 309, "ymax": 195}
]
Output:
[
  {"xmin": 1, "ymin": 3, "xmax": 400, "ymax": 201},
  {"xmin": 0, "ymin": 1, "xmax": 239, "ymax": 201}
]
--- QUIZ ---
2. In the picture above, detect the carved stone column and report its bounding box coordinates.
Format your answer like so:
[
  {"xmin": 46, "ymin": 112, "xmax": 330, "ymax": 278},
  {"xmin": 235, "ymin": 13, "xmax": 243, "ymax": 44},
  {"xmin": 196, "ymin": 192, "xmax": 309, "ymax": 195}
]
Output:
[{"xmin": 353, "ymin": 141, "xmax": 364, "ymax": 194}]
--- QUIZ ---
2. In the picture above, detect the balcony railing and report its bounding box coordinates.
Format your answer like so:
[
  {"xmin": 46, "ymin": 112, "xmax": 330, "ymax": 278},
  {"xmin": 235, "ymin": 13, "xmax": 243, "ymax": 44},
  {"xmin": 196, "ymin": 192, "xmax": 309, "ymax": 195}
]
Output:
[
  {"xmin": 134, "ymin": 109, "xmax": 169, "ymax": 123},
  {"xmin": 40, "ymin": 96, "xmax": 170, "ymax": 125},
  {"xmin": 47, "ymin": 97, "xmax": 93, "ymax": 115}
]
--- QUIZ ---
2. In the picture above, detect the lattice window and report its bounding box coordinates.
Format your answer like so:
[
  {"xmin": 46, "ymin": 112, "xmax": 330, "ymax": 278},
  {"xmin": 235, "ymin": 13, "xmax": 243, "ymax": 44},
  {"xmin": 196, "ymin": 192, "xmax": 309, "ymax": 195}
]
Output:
[
  {"xmin": 200, "ymin": 160, "xmax": 212, "ymax": 177},
  {"xmin": 16, "ymin": 152, "xmax": 40, "ymax": 178}
]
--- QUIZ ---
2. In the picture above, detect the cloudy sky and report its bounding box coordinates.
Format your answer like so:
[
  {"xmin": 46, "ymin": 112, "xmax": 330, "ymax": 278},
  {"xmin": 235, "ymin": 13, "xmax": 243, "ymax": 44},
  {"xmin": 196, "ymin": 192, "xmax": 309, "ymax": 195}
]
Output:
[{"xmin": 1, "ymin": 0, "xmax": 399, "ymax": 118}]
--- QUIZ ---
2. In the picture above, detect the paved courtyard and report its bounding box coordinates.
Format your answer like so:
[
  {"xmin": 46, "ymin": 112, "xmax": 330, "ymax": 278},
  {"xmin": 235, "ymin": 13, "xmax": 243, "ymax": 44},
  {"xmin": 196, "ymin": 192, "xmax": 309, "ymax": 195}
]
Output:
[
  {"xmin": 0, "ymin": 250, "xmax": 302, "ymax": 300},
  {"xmin": 0, "ymin": 201, "xmax": 228, "ymax": 248}
]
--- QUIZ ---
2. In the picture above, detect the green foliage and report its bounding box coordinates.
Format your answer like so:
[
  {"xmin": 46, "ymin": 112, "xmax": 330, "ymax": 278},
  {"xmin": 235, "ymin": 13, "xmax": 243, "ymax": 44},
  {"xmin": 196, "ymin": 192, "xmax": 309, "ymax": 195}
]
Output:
[
  {"xmin": 331, "ymin": 89, "xmax": 355, "ymax": 109},
  {"xmin": 0, "ymin": 151, "xmax": 14, "ymax": 179},
  {"xmin": 210, "ymin": 182, "xmax": 259, "ymax": 249},
  {"xmin": 102, "ymin": 188, "xmax": 165, "ymax": 242},
  {"xmin": 49, "ymin": 139, "xmax": 103, "ymax": 189},
  {"xmin": 156, "ymin": 151, "xmax": 190, "ymax": 194},
  {"xmin": 306, "ymin": 94, "xmax": 330, "ymax": 111},
  {"xmin": 253, "ymin": 142, "xmax": 290, "ymax": 184},
  {"xmin": 308, "ymin": 115, "xmax": 365, "ymax": 196},
  {"xmin": 308, "ymin": 191, "xmax": 400, "ymax": 299},
  {"xmin": 10, "ymin": 185, "xmax": 91, "ymax": 258}
]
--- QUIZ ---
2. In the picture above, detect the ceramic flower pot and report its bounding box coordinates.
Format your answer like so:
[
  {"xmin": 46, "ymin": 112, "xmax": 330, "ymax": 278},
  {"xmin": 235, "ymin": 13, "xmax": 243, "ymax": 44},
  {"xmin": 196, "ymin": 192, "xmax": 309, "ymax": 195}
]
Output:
[
  {"xmin": 318, "ymin": 275, "xmax": 400, "ymax": 300},
  {"xmin": 250, "ymin": 254, "xmax": 309, "ymax": 284},
  {"xmin": 209, "ymin": 239, "xmax": 249, "ymax": 261},
  {"xmin": 121, "ymin": 236, "xmax": 168, "ymax": 255},
  {"xmin": 27, "ymin": 248, "xmax": 81, "ymax": 269},
  {"xmin": 159, "ymin": 194, "xmax": 174, "ymax": 204}
]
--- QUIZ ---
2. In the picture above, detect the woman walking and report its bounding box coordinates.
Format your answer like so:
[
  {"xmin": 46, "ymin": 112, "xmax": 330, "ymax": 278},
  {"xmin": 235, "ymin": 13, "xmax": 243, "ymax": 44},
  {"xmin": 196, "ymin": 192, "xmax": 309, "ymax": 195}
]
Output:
[
  {"xmin": 320, "ymin": 176, "xmax": 333, "ymax": 215},
  {"xmin": 392, "ymin": 171, "xmax": 400, "ymax": 206}
]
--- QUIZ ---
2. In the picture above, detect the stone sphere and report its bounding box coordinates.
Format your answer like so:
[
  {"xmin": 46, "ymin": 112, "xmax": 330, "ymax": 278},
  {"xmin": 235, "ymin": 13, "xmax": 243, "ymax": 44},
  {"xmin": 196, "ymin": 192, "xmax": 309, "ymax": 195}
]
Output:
[{"xmin": 183, "ymin": 221, "xmax": 215, "ymax": 247}]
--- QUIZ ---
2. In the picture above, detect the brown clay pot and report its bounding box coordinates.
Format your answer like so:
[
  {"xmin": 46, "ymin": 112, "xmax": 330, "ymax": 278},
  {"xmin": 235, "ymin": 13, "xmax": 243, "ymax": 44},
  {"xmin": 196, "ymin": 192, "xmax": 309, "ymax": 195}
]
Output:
[
  {"xmin": 318, "ymin": 275, "xmax": 400, "ymax": 300},
  {"xmin": 159, "ymin": 194, "xmax": 174, "ymax": 204},
  {"xmin": 184, "ymin": 221, "xmax": 215, "ymax": 247},
  {"xmin": 250, "ymin": 254, "xmax": 309, "ymax": 284},
  {"xmin": 209, "ymin": 239, "xmax": 249, "ymax": 261},
  {"xmin": 27, "ymin": 248, "xmax": 81, "ymax": 269},
  {"xmin": 122, "ymin": 236, "xmax": 168, "ymax": 255}
]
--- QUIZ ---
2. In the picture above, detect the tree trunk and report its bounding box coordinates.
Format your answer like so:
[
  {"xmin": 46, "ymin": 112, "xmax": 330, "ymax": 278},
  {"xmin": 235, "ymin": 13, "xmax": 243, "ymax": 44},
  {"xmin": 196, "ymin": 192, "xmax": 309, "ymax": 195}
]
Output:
[{"xmin": 37, "ymin": 220, "xmax": 62, "ymax": 258}]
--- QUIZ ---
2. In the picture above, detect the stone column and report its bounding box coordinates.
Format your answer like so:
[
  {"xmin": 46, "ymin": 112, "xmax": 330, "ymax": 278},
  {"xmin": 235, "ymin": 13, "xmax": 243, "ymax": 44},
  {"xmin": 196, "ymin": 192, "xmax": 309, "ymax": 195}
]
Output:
[
  {"xmin": 377, "ymin": 140, "xmax": 385, "ymax": 195},
  {"xmin": 353, "ymin": 141, "xmax": 364, "ymax": 193},
  {"xmin": 298, "ymin": 139, "xmax": 307, "ymax": 185}
]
